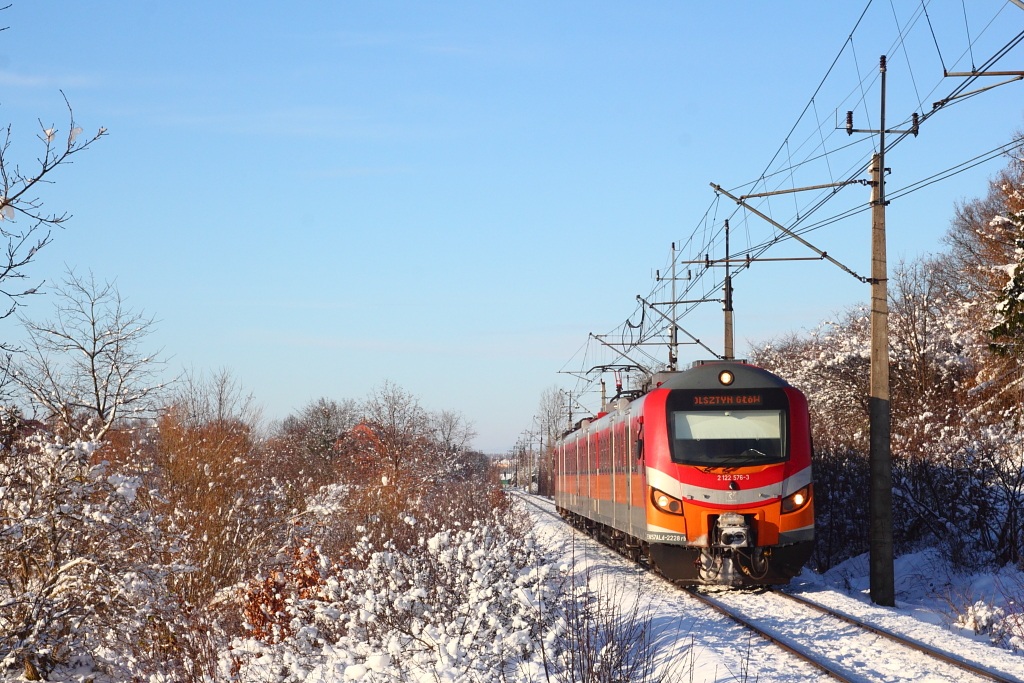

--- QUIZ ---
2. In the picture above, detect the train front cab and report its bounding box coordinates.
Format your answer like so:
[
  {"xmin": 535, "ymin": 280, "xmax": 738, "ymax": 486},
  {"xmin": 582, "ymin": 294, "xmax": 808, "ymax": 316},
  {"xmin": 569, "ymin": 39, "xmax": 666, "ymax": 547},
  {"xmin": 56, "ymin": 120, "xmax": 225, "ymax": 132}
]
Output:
[{"xmin": 643, "ymin": 362, "xmax": 815, "ymax": 586}]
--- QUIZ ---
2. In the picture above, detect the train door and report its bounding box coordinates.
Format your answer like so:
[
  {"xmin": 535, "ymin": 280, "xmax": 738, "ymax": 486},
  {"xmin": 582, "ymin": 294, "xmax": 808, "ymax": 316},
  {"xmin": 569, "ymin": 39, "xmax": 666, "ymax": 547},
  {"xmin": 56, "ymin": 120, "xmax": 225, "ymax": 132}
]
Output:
[
  {"xmin": 609, "ymin": 424, "xmax": 616, "ymax": 527},
  {"xmin": 595, "ymin": 429, "xmax": 605, "ymax": 522},
  {"xmin": 613, "ymin": 419, "xmax": 626, "ymax": 530},
  {"xmin": 587, "ymin": 430, "xmax": 596, "ymax": 514},
  {"xmin": 598, "ymin": 428, "xmax": 613, "ymax": 526},
  {"xmin": 631, "ymin": 414, "xmax": 648, "ymax": 536},
  {"xmin": 624, "ymin": 421, "xmax": 631, "ymax": 508}
]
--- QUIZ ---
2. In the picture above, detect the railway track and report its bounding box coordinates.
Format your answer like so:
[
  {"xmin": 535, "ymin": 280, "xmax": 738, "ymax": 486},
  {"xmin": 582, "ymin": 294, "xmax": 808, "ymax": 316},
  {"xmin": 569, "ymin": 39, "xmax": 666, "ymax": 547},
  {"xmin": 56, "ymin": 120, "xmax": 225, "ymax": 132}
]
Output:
[
  {"xmin": 687, "ymin": 587, "xmax": 1023, "ymax": 683},
  {"xmin": 776, "ymin": 590, "xmax": 1022, "ymax": 682},
  {"xmin": 511, "ymin": 490, "xmax": 1024, "ymax": 683}
]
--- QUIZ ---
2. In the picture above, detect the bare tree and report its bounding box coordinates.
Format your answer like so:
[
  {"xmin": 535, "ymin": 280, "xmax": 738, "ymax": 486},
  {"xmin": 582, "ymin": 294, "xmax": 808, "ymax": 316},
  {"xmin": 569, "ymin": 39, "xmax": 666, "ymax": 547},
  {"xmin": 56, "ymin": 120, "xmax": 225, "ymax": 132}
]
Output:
[
  {"xmin": 359, "ymin": 381, "xmax": 434, "ymax": 480},
  {"xmin": 0, "ymin": 94, "xmax": 105, "ymax": 332},
  {"xmin": 279, "ymin": 396, "xmax": 359, "ymax": 463},
  {"xmin": 0, "ymin": 269, "xmax": 166, "ymax": 439},
  {"xmin": 268, "ymin": 396, "xmax": 360, "ymax": 489},
  {"xmin": 431, "ymin": 408, "xmax": 476, "ymax": 456},
  {"xmin": 534, "ymin": 385, "xmax": 568, "ymax": 496},
  {"xmin": 170, "ymin": 366, "xmax": 262, "ymax": 430},
  {"xmin": 536, "ymin": 385, "xmax": 568, "ymax": 446}
]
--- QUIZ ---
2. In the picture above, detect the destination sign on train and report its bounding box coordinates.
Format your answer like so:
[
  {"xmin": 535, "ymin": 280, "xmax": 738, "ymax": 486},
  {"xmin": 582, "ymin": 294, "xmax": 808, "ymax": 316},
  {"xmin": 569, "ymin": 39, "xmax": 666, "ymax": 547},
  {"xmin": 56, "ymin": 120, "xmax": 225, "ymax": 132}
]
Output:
[{"xmin": 691, "ymin": 394, "xmax": 763, "ymax": 406}]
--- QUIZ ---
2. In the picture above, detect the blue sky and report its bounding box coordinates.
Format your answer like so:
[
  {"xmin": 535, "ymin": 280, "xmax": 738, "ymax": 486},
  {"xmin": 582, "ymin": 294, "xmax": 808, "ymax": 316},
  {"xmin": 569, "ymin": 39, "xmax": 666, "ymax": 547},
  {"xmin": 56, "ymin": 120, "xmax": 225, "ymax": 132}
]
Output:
[{"xmin": 1, "ymin": 2, "xmax": 1022, "ymax": 452}]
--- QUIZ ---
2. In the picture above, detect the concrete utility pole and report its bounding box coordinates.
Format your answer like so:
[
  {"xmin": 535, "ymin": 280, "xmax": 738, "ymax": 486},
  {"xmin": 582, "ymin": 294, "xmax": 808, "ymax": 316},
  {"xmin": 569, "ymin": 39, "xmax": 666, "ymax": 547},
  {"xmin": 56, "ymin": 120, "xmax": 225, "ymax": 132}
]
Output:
[
  {"xmin": 868, "ymin": 55, "xmax": 895, "ymax": 608},
  {"xmin": 869, "ymin": 150, "xmax": 894, "ymax": 607},
  {"xmin": 847, "ymin": 55, "xmax": 900, "ymax": 607}
]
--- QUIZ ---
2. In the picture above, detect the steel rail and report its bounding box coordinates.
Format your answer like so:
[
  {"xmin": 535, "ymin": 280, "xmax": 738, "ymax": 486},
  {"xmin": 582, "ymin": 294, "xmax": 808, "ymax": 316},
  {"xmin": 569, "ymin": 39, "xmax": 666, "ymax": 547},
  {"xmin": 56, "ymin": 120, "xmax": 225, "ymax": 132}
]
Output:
[
  {"xmin": 775, "ymin": 589, "xmax": 1024, "ymax": 683},
  {"xmin": 683, "ymin": 587, "xmax": 855, "ymax": 682}
]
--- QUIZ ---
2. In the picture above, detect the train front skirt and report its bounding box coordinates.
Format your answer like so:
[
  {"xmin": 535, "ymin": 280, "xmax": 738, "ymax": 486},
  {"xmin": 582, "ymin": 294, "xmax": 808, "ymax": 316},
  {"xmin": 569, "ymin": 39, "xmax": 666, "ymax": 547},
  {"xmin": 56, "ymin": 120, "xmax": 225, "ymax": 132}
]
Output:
[{"xmin": 648, "ymin": 540, "xmax": 814, "ymax": 586}]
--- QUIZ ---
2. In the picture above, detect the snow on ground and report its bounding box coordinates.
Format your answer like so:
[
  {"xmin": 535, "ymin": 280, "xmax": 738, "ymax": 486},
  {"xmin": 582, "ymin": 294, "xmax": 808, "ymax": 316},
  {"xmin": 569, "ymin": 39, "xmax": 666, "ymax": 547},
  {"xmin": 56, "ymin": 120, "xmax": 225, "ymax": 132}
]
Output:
[{"xmin": 521, "ymin": 494, "xmax": 1024, "ymax": 682}]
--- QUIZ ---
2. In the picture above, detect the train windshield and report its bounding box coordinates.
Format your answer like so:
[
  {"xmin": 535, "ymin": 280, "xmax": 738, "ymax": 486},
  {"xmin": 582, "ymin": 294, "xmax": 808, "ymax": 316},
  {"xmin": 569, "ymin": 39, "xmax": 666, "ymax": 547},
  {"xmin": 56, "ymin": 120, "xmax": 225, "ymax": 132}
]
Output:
[{"xmin": 669, "ymin": 409, "xmax": 786, "ymax": 466}]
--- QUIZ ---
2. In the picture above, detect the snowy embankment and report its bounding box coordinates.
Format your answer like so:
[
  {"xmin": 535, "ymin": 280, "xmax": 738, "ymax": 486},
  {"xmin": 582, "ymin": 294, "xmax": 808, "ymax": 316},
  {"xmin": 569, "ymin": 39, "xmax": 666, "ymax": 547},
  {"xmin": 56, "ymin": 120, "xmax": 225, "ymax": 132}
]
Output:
[{"xmin": 522, "ymin": 493, "xmax": 1024, "ymax": 682}]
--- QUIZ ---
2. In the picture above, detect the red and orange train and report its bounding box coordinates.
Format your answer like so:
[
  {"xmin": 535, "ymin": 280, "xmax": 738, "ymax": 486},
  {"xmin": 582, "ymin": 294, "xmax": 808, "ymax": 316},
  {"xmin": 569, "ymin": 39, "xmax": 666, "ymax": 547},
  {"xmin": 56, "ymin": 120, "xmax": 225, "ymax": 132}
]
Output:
[{"xmin": 554, "ymin": 360, "xmax": 814, "ymax": 586}]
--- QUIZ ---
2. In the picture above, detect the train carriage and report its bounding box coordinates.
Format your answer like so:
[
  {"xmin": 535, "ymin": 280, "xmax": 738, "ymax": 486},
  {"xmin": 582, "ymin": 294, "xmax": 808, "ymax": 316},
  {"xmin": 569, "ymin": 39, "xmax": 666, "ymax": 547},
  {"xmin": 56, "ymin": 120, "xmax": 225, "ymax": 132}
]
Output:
[{"xmin": 554, "ymin": 360, "xmax": 814, "ymax": 586}]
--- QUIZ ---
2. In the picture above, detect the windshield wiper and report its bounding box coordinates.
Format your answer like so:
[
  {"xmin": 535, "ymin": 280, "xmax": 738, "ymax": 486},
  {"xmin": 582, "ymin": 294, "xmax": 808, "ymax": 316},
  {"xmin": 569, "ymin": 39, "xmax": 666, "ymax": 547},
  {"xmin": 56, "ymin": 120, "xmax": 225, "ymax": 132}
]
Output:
[{"xmin": 707, "ymin": 450, "xmax": 768, "ymax": 466}]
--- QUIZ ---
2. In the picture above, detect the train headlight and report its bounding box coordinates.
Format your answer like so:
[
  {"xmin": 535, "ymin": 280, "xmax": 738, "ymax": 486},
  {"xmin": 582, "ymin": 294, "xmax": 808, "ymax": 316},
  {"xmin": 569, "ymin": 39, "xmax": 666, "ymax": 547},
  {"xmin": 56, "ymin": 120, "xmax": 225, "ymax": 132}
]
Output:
[
  {"xmin": 651, "ymin": 488, "xmax": 684, "ymax": 515},
  {"xmin": 718, "ymin": 370, "xmax": 735, "ymax": 386},
  {"xmin": 781, "ymin": 486, "xmax": 811, "ymax": 513}
]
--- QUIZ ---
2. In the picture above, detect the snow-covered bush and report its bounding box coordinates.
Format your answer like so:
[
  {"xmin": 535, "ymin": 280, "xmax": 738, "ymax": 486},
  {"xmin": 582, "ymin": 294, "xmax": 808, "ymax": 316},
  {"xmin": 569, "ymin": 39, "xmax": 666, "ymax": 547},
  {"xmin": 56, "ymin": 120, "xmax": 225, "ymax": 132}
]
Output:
[
  {"xmin": 991, "ymin": 566, "xmax": 1024, "ymax": 652},
  {"xmin": 224, "ymin": 505, "xmax": 561, "ymax": 682},
  {"xmin": 154, "ymin": 402, "xmax": 297, "ymax": 614},
  {"xmin": 957, "ymin": 600, "xmax": 1005, "ymax": 635},
  {"xmin": 0, "ymin": 412, "xmax": 184, "ymax": 680},
  {"xmin": 895, "ymin": 412, "xmax": 1024, "ymax": 567},
  {"xmin": 955, "ymin": 593, "xmax": 1023, "ymax": 652},
  {"xmin": 553, "ymin": 574, "xmax": 662, "ymax": 683}
]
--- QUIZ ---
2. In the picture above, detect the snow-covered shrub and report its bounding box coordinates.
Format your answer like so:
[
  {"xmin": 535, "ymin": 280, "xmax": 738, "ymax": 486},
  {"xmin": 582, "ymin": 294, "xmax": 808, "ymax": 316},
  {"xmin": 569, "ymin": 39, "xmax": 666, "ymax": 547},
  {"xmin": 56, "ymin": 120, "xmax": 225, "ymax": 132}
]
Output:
[
  {"xmin": 955, "ymin": 596, "xmax": 1022, "ymax": 652},
  {"xmin": 0, "ymin": 415, "xmax": 184, "ymax": 680},
  {"xmin": 957, "ymin": 600, "xmax": 1005, "ymax": 635},
  {"xmin": 239, "ymin": 538, "xmax": 331, "ymax": 646},
  {"xmin": 1001, "ymin": 611, "xmax": 1024, "ymax": 653},
  {"xmin": 991, "ymin": 568, "xmax": 1024, "ymax": 652},
  {"xmin": 154, "ymin": 406, "xmax": 296, "ymax": 613},
  {"xmin": 552, "ymin": 574, "xmax": 664, "ymax": 683},
  {"xmin": 224, "ymin": 505, "xmax": 560, "ymax": 682},
  {"xmin": 894, "ymin": 412, "xmax": 1024, "ymax": 568},
  {"xmin": 296, "ymin": 461, "xmax": 510, "ymax": 565}
]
